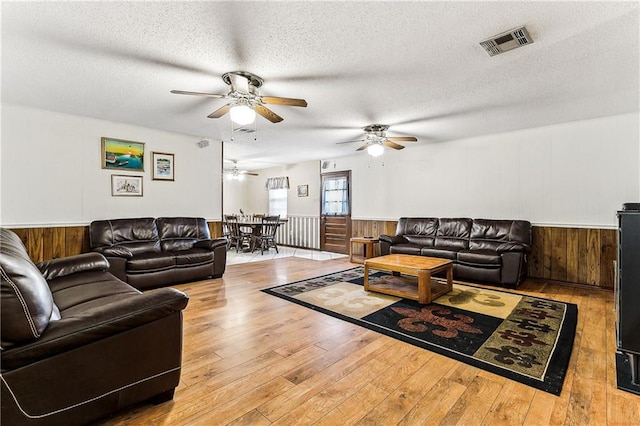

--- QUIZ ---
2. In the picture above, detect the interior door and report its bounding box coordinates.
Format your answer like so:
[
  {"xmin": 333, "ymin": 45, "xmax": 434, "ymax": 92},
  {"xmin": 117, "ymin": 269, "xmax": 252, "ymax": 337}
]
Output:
[{"xmin": 320, "ymin": 171, "xmax": 351, "ymax": 254}]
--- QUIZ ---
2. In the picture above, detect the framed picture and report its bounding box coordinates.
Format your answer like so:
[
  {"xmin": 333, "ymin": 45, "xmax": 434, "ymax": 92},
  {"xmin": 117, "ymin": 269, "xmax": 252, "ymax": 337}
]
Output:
[
  {"xmin": 297, "ymin": 184, "xmax": 309, "ymax": 197},
  {"xmin": 152, "ymin": 152, "xmax": 175, "ymax": 181},
  {"xmin": 111, "ymin": 175, "xmax": 143, "ymax": 196},
  {"xmin": 101, "ymin": 137, "xmax": 145, "ymax": 171}
]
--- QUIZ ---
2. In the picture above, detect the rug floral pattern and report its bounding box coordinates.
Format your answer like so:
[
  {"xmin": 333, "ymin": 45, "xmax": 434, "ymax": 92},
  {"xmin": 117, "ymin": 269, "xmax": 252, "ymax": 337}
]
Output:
[{"xmin": 264, "ymin": 267, "xmax": 577, "ymax": 395}]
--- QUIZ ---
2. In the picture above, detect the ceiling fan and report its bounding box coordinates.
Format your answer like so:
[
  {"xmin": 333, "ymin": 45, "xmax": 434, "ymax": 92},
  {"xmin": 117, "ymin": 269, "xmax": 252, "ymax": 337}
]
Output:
[
  {"xmin": 171, "ymin": 71, "xmax": 307, "ymax": 124},
  {"xmin": 224, "ymin": 160, "xmax": 258, "ymax": 181},
  {"xmin": 336, "ymin": 124, "xmax": 418, "ymax": 156}
]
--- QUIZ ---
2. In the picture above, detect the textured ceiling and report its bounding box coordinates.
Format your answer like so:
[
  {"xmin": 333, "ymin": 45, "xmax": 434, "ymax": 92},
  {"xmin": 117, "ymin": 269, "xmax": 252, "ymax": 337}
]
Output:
[{"xmin": 2, "ymin": 1, "xmax": 639, "ymax": 170}]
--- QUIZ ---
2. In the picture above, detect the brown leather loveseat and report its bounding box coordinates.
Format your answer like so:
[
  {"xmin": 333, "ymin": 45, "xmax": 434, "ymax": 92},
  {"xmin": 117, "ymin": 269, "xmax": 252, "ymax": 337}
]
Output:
[
  {"xmin": 1, "ymin": 228, "xmax": 189, "ymax": 425},
  {"xmin": 379, "ymin": 217, "xmax": 532, "ymax": 287},
  {"xmin": 90, "ymin": 217, "xmax": 227, "ymax": 289}
]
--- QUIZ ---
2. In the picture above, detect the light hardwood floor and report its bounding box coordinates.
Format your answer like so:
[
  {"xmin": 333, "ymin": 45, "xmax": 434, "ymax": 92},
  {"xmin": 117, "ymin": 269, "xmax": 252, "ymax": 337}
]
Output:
[{"xmin": 99, "ymin": 257, "xmax": 640, "ymax": 425}]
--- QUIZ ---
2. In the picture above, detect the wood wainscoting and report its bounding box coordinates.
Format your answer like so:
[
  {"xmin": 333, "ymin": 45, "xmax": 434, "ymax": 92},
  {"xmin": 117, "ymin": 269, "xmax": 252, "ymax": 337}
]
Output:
[
  {"xmin": 7, "ymin": 221, "xmax": 615, "ymax": 289},
  {"xmin": 350, "ymin": 220, "xmax": 616, "ymax": 289}
]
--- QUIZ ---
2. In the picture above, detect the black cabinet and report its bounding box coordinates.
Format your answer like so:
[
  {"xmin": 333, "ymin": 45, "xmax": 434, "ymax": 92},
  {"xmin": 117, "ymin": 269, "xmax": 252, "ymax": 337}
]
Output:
[{"xmin": 616, "ymin": 205, "xmax": 640, "ymax": 393}]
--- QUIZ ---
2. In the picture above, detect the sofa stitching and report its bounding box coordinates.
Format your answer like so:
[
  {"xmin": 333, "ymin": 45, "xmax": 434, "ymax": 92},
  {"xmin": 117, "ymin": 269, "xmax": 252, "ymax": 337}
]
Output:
[
  {"xmin": 107, "ymin": 220, "xmax": 114, "ymax": 246},
  {"xmin": 0, "ymin": 266, "xmax": 40, "ymax": 339},
  {"xmin": 1, "ymin": 367, "xmax": 180, "ymax": 419}
]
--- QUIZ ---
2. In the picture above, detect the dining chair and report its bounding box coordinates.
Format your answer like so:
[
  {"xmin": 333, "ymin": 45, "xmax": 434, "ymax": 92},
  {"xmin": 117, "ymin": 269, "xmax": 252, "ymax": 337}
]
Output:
[
  {"xmin": 252, "ymin": 215, "xmax": 280, "ymax": 255},
  {"xmin": 225, "ymin": 215, "xmax": 252, "ymax": 252}
]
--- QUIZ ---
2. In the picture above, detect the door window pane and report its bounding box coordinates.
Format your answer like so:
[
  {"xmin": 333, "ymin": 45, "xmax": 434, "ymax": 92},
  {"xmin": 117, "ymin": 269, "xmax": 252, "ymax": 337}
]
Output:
[{"xmin": 322, "ymin": 176, "xmax": 348, "ymax": 215}]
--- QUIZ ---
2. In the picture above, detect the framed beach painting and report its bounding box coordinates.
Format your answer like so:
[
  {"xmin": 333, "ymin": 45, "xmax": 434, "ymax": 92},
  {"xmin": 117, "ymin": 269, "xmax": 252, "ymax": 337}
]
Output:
[
  {"xmin": 111, "ymin": 175, "xmax": 143, "ymax": 196},
  {"xmin": 152, "ymin": 152, "xmax": 175, "ymax": 181},
  {"xmin": 102, "ymin": 137, "xmax": 145, "ymax": 171}
]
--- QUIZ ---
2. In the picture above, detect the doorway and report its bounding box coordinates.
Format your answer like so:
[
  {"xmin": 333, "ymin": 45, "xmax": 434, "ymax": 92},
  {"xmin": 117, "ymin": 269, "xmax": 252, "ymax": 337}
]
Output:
[{"xmin": 320, "ymin": 170, "xmax": 351, "ymax": 254}]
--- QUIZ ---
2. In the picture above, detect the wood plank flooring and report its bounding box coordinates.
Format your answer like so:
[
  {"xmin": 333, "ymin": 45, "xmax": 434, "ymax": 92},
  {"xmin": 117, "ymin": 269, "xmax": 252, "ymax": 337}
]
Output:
[{"xmin": 99, "ymin": 257, "xmax": 640, "ymax": 425}]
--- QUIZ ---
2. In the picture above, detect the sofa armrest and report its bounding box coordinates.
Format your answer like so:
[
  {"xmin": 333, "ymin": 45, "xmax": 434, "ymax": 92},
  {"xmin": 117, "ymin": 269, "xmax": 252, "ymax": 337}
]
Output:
[
  {"xmin": 379, "ymin": 234, "xmax": 407, "ymax": 245},
  {"xmin": 1, "ymin": 288, "xmax": 189, "ymax": 370},
  {"xmin": 193, "ymin": 237, "xmax": 228, "ymax": 250},
  {"xmin": 37, "ymin": 253, "xmax": 110, "ymax": 281},
  {"xmin": 495, "ymin": 242, "xmax": 530, "ymax": 253},
  {"xmin": 93, "ymin": 245, "xmax": 134, "ymax": 259}
]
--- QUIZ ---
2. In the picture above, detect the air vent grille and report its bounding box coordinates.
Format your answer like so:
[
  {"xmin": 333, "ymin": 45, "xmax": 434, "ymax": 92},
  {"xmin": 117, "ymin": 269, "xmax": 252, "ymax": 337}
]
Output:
[{"xmin": 480, "ymin": 26, "xmax": 533, "ymax": 56}]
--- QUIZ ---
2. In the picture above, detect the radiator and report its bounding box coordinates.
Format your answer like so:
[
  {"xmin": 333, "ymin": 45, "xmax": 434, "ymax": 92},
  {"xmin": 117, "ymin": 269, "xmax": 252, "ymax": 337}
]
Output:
[{"xmin": 275, "ymin": 215, "xmax": 320, "ymax": 249}]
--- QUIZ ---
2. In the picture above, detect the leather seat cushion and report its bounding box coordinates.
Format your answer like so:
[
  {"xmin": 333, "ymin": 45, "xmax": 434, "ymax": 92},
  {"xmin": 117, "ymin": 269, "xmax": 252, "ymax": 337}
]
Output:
[
  {"xmin": 457, "ymin": 249, "xmax": 501, "ymax": 266},
  {"xmin": 421, "ymin": 247, "xmax": 459, "ymax": 260},
  {"xmin": 172, "ymin": 248, "xmax": 215, "ymax": 266},
  {"xmin": 390, "ymin": 244, "xmax": 422, "ymax": 255},
  {"xmin": 126, "ymin": 252, "xmax": 175, "ymax": 272}
]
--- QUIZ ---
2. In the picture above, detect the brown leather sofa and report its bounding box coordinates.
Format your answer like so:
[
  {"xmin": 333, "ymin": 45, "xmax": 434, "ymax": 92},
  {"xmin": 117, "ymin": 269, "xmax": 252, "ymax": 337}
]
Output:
[
  {"xmin": 90, "ymin": 217, "xmax": 227, "ymax": 289},
  {"xmin": 379, "ymin": 217, "xmax": 532, "ymax": 287},
  {"xmin": 0, "ymin": 228, "xmax": 189, "ymax": 425}
]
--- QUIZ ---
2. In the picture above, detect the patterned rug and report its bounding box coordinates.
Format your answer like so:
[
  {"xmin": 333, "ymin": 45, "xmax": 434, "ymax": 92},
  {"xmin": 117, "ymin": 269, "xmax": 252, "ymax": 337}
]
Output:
[{"xmin": 262, "ymin": 267, "xmax": 577, "ymax": 395}]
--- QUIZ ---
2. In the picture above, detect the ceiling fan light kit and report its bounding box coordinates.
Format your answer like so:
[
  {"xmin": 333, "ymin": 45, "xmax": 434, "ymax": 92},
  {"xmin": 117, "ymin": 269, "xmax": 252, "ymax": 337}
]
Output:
[
  {"xmin": 366, "ymin": 143, "xmax": 385, "ymax": 157},
  {"xmin": 229, "ymin": 104, "xmax": 256, "ymax": 125},
  {"xmin": 172, "ymin": 70, "xmax": 307, "ymax": 125},
  {"xmin": 336, "ymin": 124, "xmax": 418, "ymax": 157}
]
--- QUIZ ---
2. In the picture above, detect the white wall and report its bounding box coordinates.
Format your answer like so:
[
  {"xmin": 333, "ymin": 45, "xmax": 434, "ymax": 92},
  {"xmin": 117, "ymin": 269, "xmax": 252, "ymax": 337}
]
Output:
[
  {"xmin": 225, "ymin": 160, "xmax": 320, "ymax": 217},
  {"xmin": 322, "ymin": 113, "xmax": 639, "ymax": 228},
  {"xmin": 1, "ymin": 104, "xmax": 223, "ymax": 226}
]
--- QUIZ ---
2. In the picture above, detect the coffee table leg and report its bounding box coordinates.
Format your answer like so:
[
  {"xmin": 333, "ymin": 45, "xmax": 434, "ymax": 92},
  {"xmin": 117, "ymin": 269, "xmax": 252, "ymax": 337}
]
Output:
[
  {"xmin": 364, "ymin": 263, "xmax": 370, "ymax": 292},
  {"xmin": 418, "ymin": 271, "xmax": 430, "ymax": 304}
]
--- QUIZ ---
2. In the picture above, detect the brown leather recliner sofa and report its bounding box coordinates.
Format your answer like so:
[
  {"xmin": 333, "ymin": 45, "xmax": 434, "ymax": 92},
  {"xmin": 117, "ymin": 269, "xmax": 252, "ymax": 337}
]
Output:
[
  {"xmin": 90, "ymin": 217, "xmax": 227, "ymax": 289},
  {"xmin": 0, "ymin": 228, "xmax": 189, "ymax": 425},
  {"xmin": 379, "ymin": 217, "xmax": 532, "ymax": 287}
]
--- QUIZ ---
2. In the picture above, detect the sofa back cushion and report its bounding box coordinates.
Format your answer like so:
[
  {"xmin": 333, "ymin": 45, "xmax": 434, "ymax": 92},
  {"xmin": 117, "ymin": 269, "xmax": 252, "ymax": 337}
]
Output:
[
  {"xmin": 1, "ymin": 229, "xmax": 56, "ymax": 348},
  {"xmin": 396, "ymin": 218, "xmax": 438, "ymax": 236},
  {"xmin": 157, "ymin": 217, "xmax": 211, "ymax": 251},
  {"xmin": 469, "ymin": 219, "xmax": 531, "ymax": 250},
  {"xmin": 90, "ymin": 218, "xmax": 160, "ymax": 254},
  {"xmin": 435, "ymin": 218, "xmax": 472, "ymax": 250}
]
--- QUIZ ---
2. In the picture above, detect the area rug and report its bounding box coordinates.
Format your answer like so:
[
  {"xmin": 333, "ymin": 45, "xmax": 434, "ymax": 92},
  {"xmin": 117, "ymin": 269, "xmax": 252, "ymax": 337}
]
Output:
[{"xmin": 262, "ymin": 267, "xmax": 577, "ymax": 395}]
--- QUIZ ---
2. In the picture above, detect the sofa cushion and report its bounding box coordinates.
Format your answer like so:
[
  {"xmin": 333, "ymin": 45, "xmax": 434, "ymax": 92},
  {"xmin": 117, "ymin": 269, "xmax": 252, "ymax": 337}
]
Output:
[
  {"xmin": 90, "ymin": 217, "xmax": 159, "ymax": 248},
  {"xmin": 404, "ymin": 235, "xmax": 435, "ymax": 246},
  {"xmin": 390, "ymin": 244, "xmax": 423, "ymax": 255},
  {"xmin": 396, "ymin": 217, "xmax": 438, "ymax": 237},
  {"xmin": 435, "ymin": 218, "xmax": 471, "ymax": 250},
  {"xmin": 457, "ymin": 249, "xmax": 501, "ymax": 266},
  {"xmin": 126, "ymin": 252, "xmax": 175, "ymax": 273},
  {"xmin": 1, "ymin": 229, "xmax": 56, "ymax": 347},
  {"xmin": 172, "ymin": 248, "xmax": 215, "ymax": 267},
  {"xmin": 421, "ymin": 247, "xmax": 459, "ymax": 260},
  {"xmin": 158, "ymin": 217, "xmax": 210, "ymax": 239}
]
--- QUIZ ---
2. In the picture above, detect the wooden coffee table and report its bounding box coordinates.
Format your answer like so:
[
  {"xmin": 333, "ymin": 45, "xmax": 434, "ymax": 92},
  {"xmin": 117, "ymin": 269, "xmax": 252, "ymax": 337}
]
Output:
[{"xmin": 364, "ymin": 254, "xmax": 453, "ymax": 304}]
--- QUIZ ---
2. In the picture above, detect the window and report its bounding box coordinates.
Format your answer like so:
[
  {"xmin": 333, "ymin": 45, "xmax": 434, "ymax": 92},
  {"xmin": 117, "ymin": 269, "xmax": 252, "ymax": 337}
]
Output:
[
  {"xmin": 322, "ymin": 176, "xmax": 349, "ymax": 215},
  {"xmin": 269, "ymin": 188, "xmax": 288, "ymax": 218}
]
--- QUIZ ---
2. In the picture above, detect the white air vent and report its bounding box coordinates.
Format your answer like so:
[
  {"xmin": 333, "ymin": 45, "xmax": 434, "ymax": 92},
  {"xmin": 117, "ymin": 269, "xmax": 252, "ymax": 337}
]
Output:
[{"xmin": 480, "ymin": 26, "xmax": 533, "ymax": 57}]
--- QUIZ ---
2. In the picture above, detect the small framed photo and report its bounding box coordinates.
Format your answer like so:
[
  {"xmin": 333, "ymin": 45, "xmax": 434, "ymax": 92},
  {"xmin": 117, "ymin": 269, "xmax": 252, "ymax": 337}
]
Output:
[
  {"xmin": 152, "ymin": 152, "xmax": 175, "ymax": 181},
  {"xmin": 297, "ymin": 184, "xmax": 309, "ymax": 197},
  {"xmin": 101, "ymin": 137, "xmax": 145, "ymax": 171},
  {"xmin": 111, "ymin": 175, "xmax": 143, "ymax": 196}
]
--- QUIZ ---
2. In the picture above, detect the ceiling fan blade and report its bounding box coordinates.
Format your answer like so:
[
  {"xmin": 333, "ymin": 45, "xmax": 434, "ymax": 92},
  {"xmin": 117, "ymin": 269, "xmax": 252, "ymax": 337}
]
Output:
[
  {"xmin": 386, "ymin": 136, "xmax": 418, "ymax": 142},
  {"xmin": 207, "ymin": 103, "xmax": 232, "ymax": 118},
  {"xmin": 229, "ymin": 73, "xmax": 250, "ymax": 93},
  {"xmin": 260, "ymin": 96, "xmax": 308, "ymax": 107},
  {"xmin": 383, "ymin": 141, "xmax": 405, "ymax": 150},
  {"xmin": 356, "ymin": 143, "xmax": 371, "ymax": 152},
  {"xmin": 170, "ymin": 90, "xmax": 226, "ymax": 98},
  {"xmin": 255, "ymin": 105, "xmax": 284, "ymax": 123},
  {"xmin": 241, "ymin": 171, "xmax": 259, "ymax": 176},
  {"xmin": 336, "ymin": 139, "xmax": 366, "ymax": 145}
]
